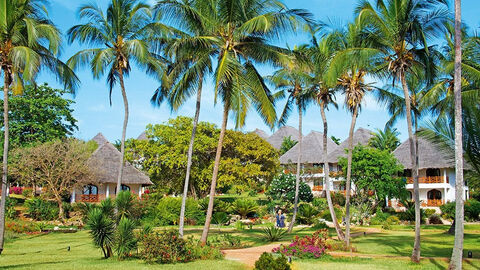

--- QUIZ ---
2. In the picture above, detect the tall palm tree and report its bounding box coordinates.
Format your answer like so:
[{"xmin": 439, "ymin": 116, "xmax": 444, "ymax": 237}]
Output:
[
  {"xmin": 169, "ymin": 0, "xmax": 314, "ymax": 244},
  {"xmin": 268, "ymin": 46, "xmax": 314, "ymax": 233},
  {"xmin": 356, "ymin": 0, "xmax": 448, "ymax": 261},
  {"xmin": 369, "ymin": 128, "xmax": 400, "ymax": 152},
  {"xmin": 327, "ymin": 22, "xmax": 374, "ymax": 247},
  {"xmin": 151, "ymin": 0, "xmax": 215, "ymax": 237},
  {"xmin": 450, "ymin": 0, "xmax": 464, "ymax": 268},
  {"xmin": 67, "ymin": 0, "xmax": 170, "ymax": 196},
  {"xmin": 0, "ymin": 0, "xmax": 79, "ymax": 253},
  {"xmin": 308, "ymin": 32, "xmax": 344, "ymax": 240}
]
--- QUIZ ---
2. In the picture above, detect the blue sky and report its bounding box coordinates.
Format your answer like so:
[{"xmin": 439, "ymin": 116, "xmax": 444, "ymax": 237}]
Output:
[{"xmin": 36, "ymin": 0, "xmax": 479, "ymax": 143}]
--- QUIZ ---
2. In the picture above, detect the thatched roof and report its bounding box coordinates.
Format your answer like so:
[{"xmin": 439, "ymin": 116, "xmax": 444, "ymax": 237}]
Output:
[
  {"xmin": 89, "ymin": 135, "xmax": 153, "ymax": 185},
  {"xmin": 252, "ymin": 128, "xmax": 269, "ymax": 139},
  {"xmin": 327, "ymin": 128, "xmax": 374, "ymax": 163},
  {"xmin": 266, "ymin": 125, "xmax": 301, "ymax": 150},
  {"xmin": 393, "ymin": 137, "xmax": 455, "ymax": 169},
  {"xmin": 137, "ymin": 131, "xmax": 148, "ymax": 141},
  {"xmin": 279, "ymin": 131, "xmax": 338, "ymax": 164},
  {"xmin": 92, "ymin": 133, "xmax": 109, "ymax": 146}
]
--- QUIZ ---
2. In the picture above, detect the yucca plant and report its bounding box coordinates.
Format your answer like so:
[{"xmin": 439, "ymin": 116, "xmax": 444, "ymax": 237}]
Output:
[
  {"xmin": 115, "ymin": 191, "xmax": 134, "ymax": 220},
  {"xmin": 232, "ymin": 199, "xmax": 258, "ymax": 219},
  {"xmin": 261, "ymin": 226, "xmax": 287, "ymax": 242},
  {"xmin": 115, "ymin": 217, "xmax": 137, "ymax": 259},
  {"xmin": 87, "ymin": 208, "xmax": 115, "ymax": 258},
  {"xmin": 100, "ymin": 198, "xmax": 115, "ymax": 220}
]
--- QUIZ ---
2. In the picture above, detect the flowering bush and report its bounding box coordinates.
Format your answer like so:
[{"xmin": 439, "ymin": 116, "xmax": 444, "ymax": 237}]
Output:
[
  {"xmin": 266, "ymin": 173, "xmax": 313, "ymax": 203},
  {"xmin": 5, "ymin": 220, "xmax": 39, "ymax": 234},
  {"xmin": 9, "ymin": 186, "xmax": 23, "ymax": 195},
  {"xmin": 272, "ymin": 229, "xmax": 329, "ymax": 259}
]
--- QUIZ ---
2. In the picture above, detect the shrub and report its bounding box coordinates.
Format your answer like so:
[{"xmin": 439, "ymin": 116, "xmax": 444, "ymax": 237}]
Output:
[
  {"xmin": 234, "ymin": 221, "xmax": 245, "ymax": 231},
  {"xmin": 22, "ymin": 188, "xmax": 33, "ymax": 198},
  {"xmin": 465, "ymin": 199, "xmax": 480, "ymax": 221},
  {"xmin": 331, "ymin": 192, "xmax": 346, "ymax": 206},
  {"xmin": 297, "ymin": 203, "xmax": 319, "ymax": 225},
  {"xmin": 115, "ymin": 217, "xmax": 137, "ymax": 259},
  {"xmin": 100, "ymin": 198, "xmax": 115, "ymax": 220},
  {"xmin": 254, "ymin": 252, "xmax": 291, "ymax": 270},
  {"xmin": 266, "ymin": 173, "xmax": 313, "ymax": 203},
  {"xmin": 424, "ymin": 209, "xmax": 436, "ymax": 217},
  {"xmin": 116, "ymin": 191, "xmax": 135, "ymax": 220},
  {"xmin": 198, "ymin": 197, "xmax": 231, "ymax": 213},
  {"xmin": 381, "ymin": 221, "xmax": 392, "ymax": 230},
  {"xmin": 312, "ymin": 198, "xmax": 327, "ymax": 211},
  {"xmin": 188, "ymin": 243, "xmax": 223, "ymax": 260},
  {"xmin": 320, "ymin": 206, "xmax": 343, "ymax": 222},
  {"xmin": 261, "ymin": 226, "xmax": 287, "ymax": 242},
  {"xmin": 5, "ymin": 220, "xmax": 39, "ymax": 234},
  {"xmin": 5, "ymin": 197, "xmax": 17, "ymax": 219},
  {"xmin": 398, "ymin": 201, "xmax": 426, "ymax": 223},
  {"xmin": 272, "ymin": 229, "xmax": 329, "ymax": 259},
  {"xmin": 156, "ymin": 197, "xmax": 203, "ymax": 226},
  {"xmin": 385, "ymin": 215, "xmax": 400, "ymax": 225},
  {"xmin": 208, "ymin": 234, "xmax": 243, "ymax": 248},
  {"xmin": 75, "ymin": 202, "xmax": 98, "ymax": 223},
  {"xmin": 212, "ymin": 212, "xmax": 230, "ymax": 226},
  {"xmin": 141, "ymin": 230, "xmax": 194, "ymax": 264},
  {"xmin": 87, "ymin": 208, "xmax": 115, "ymax": 258},
  {"xmin": 370, "ymin": 209, "xmax": 391, "ymax": 225},
  {"xmin": 440, "ymin": 201, "xmax": 455, "ymax": 219},
  {"xmin": 9, "ymin": 186, "xmax": 23, "ymax": 195},
  {"xmin": 25, "ymin": 198, "xmax": 58, "ymax": 221},
  {"xmin": 428, "ymin": 214, "xmax": 443, "ymax": 224},
  {"xmin": 232, "ymin": 199, "xmax": 258, "ymax": 218},
  {"xmin": 312, "ymin": 220, "xmax": 329, "ymax": 230}
]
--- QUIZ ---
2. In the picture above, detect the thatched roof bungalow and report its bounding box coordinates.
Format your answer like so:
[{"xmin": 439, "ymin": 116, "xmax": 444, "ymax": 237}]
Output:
[
  {"xmin": 327, "ymin": 128, "xmax": 374, "ymax": 163},
  {"xmin": 279, "ymin": 131, "xmax": 338, "ymax": 164},
  {"xmin": 266, "ymin": 125, "xmax": 301, "ymax": 150}
]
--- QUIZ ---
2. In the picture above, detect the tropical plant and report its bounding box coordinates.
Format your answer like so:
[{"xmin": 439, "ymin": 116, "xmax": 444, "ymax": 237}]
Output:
[
  {"xmin": 231, "ymin": 199, "xmax": 258, "ymax": 219},
  {"xmin": 254, "ymin": 252, "xmax": 291, "ymax": 270},
  {"xmin": 0, "ymin": 0, "xmax": 79, "ymax": 252},
  {"xmin": 296, "ymin": 203, "xmax": 319, "ymax": 225},
  {"xmin": 141, "ymin": 230, "xmax": 194, "ymax": 264},
  {"xmin": 279, "ymin": 136, "xmax": 298, "ymax": 155},
  {"xmin": 100, "ymin": 198, "xmax": 115, "ymax": 220},
  {"xmin": 261, "ymin": 226, "xmax": 287, "ymax": 242},
  {"xmin": 355, "ymin": 0, "xmax": 449, "ymax": 262},
  {"xmin": 67, "ymin": 0, "xmax": 169, "ymax": 197},
  {"xmin": 115, "ymin": 217, "xmax": 137, "ymax": 259},
  {"xmin": 272, "ymin": 229, "xmax": 329, "ymax": 258},
  {"xmin": 115, "ymin": 191, "xmax": 134, "ymax": 221},
  {"xmin": 368, "ymin": 128, "xmax": 401, "ymax": 152},
  {"xmin": 266, "ymin": 173, "xmax": 313, "ymax": 203},
  {"xmin": 87, "ymin": 208, "xmax": 115, "ymax": 258}
]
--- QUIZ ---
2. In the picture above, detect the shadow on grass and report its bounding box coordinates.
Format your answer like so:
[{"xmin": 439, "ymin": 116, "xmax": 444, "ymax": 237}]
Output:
[
  {"xmin": 428, "ymin": 258, "xmax": 446, "ymax": 270},
  {"xmin": 0, "ymin": 260, "xmax": 67, "ymax": 269}
]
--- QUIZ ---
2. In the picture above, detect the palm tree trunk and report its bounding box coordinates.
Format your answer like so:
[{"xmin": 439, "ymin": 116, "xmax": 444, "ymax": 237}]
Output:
[
  {"xmin": 400, "ymin": 73, "xmax": 421, "ymax": 263},
  {"xmin": 320, "ymin": 102, "xmax": 344, "ymax": 240},
  {"xmin": 345, "ymin": 105, "xmax": 358, "ymax": 247},
  {"xmin": 0, "ymin": 74, "xmax": 9, "ymax": 254},
  {"xmin": 179, "ymin": 76, "xmax": 203, "ymax": 237},
  {"xmin": 288, "ymin": 107, "xmax": 302, "ymax": 233},
  {"xmin": 116, "ymin": 68, "xmax": 129, "ymax": 196},
  {"xmin": 200, "ymin": 102, "xmax": 229, "ymax": 245},
  {"xmin": 449, "ymin": 1, "xmax": 464, "ymax": 268}
]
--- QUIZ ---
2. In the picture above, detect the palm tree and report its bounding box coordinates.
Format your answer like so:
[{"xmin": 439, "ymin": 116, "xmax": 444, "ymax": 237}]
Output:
[
  {"xmin": 308, "ymin": 32, "xmax": 344, "ymax": 240},
  {"xmin": 171, "ymin": 0, "xmax": 313, "ymax": 244},
  {"xmin": 450, "ymin": 0, "xmax": 464, "ymax": 268},
  {"xmin": 369, "ymin": 128, "xmax": 400, "ymax": 152},
  {"xmin": 268, "ymin": 46, "xmax": 315, "ymax": 233},
  {"xmin": 151, "ymin": 0, "xmax": 215, "ymax": 237},
  {"xmin": 0, "ymin": 0, "xmax": 78, "ymax": 253},
  {"xmin": 327, "ymin": 22, "xmax": 374, "ymax": 247},
  {"xmin": 356, "ymin": 0, "xmax": 448, "ymax": 261},
  {"xmin": 67, "ymin": 0, "xmax": 170, "ymax": 197}
]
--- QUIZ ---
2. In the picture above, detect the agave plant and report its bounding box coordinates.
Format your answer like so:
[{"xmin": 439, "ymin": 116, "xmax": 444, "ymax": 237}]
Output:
[
  {"xmin": 115, "ymin": 217, "xmax": 137, "ymax": 259},
  {"xmin": 261, "ymin": 226, "xmax": 287, "ymax": 242},
  {"xmin": 87, "ymin": 208, "xmax": 115, "ymax": 258}
]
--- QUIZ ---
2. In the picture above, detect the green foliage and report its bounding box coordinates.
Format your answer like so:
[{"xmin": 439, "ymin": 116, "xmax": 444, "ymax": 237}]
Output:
[
  {"xmin": 312, "ymin": 198, "xmax": 328, "ymax": 211},
  {"xmin": 398, "ymin": 201, "xmax": 426, "ymax": 223},
  {"xmin": 235, "ymin": 221, "xmax": 245, "ymax": 231},
  {"xmin": 100, "ymin": 198, "xmax": 115, "ymax": 220},
  {"xmin": 141, "ymin": 230, "xmax": 193, "ymax": 264},
  {"xmin": 312, "ymin": 220, "xmax": 329, "ymax": 230},
  {"xmin": 115, "ymin": 217, "xmax": 137, "ymax": 259},
  {"xmin": 115, "ymin": 191, "xmax": 134, "ymax": 220},
  {"xmin": 208, "ymin": 234, "xmax": 243, "ymax": 248},
  {"xmin": 125, "ymin": 117, "xmax": 279, "ymax": 196},
  {"xmin": 212, "ymin": 212, "xmax": 230, "ymax": 226},
  {"xmin": 297, "ymin": 203, "xmax": 319, "ymax": 225},
  {"xmin": 156, "ymin": 197, "xmax": 203, "ymax": 226},
  {"xmin": 338, "ymin": 145, "xmax": 405, "ymax": 205},
  {"xmin": 331, "ymin": 192, "xmax": 346, "ymax": 206},
  {"xmin": 428, "ymin": 214, "xmax": 443, "ymax": 225},
  {"xmin": 198, "ymin": 197, "xmax": 231, "ymax": 214},
  {"xmin": 465, "ymin": 199, "xmax": 480, "ymax": 221},
  {"xmin": 5, "ymin": 197, "xmax": 18, "ymax": 220},
  {"xmin": 279, "ymin": 136, "xmax": 297, "ymax": 155},
  {"xmin": 75, "ymin": 202, "xmax": 98, "ymax": 223},
  {"xmin": 0, "ymin": 84, "xmax": 77, "ymax": 148},
  {"xmin": 424, "ymin": 209, "xmax": 436, "ymax": 217},
  {"xmin": 231, "ymin": 199, "xmax": 258, "ymax": 218},
  {"xmin": 261, "ymin": 226, "xmax": 287, "ymax": 242},
  {"xmin": 24, "ymin": 198, "xmax": 58, "ymax": 221},
  {"xmin": 266, "ymin": 173, "xmax": 313, "ymax": 203},
  {"xmin": 440, "ymin": 202, "xmax": 456, "ymax": 220},
  {"xmin": 254, "ymin": 252, "xmax": 291, "ymax": 270},
  {"xmin": 369, "ymin": 128, "xmax": 400, "ymax": 152},
  {"xmin": 331, "ymin": 136, "xmax": 341, "ymax": 145},
  {"xmin": 87, "ymin": 208, "xmax": 115, "ymax": 258},
  {"xmin": 320, "ymin": 206, "xmax": 343, "ymax": 222}
]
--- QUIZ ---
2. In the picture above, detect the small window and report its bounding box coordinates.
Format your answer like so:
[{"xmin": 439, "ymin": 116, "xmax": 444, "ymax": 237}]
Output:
[
  {"xmin": 427, "ymin": 189, "xmax": 442, "ymax": 200},
  {"xmin": 426, "ymin": 168, "xmax": 441, "ymax": 177},
  {"xmin": 115, "ymin": 184, "xmax": 131, "ymax": 194},
  {"xmin": 402, "ymin": 169, "xmax": 412, "ymax": 177},
  {"xmin": 83, "ymin": 185, "xmax": 98, "ymax": 195}
]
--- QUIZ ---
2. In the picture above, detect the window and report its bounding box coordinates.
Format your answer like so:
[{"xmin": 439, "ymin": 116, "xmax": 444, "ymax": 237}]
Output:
[
  {"xmin": 426, "ymin": 168, "xmax": 441, "ymax": 177},
  {"xmin": 313, "ymin": 177, "xmax": 323, "ymax": 187},
  {"xmin": 121, "ymin": 184, "xmax": 130, "ymax": 191},
  {"xmin": 402, "ymin": 169, "xmax": 412, "ymax": 177},
  {"xmin": 83, "ymin": 185, "xmax": 98, "ymax": 195},
  {"xmin": 427, "ymin": 189, "xmax": 442, "ymax": 200}
]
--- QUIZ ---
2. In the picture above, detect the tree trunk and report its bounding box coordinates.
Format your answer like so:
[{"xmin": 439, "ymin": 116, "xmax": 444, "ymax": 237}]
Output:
[
  {"xmin": 345, "ymin": 105, "xmax": 358, "ymax": 247},
  {"xmin": 56, "ymin": 195, "xmax": 64, "ymax": 222},
  {"xmin": 449, "ymin": 1, "xmax": 464, "ymax": 268},
  {"xmin": 400, "ymin": 73, "xmax": 421, "ymax": 262},
  {"xmin": 0, "ymin": 74, "xmax": 10, "ymax": 254},
  {"xmin": 320, "ymin": 102, "xmax": 344, "ymax": 240},
  {"xmin": 179, "ymin": 76, "xmax": 203, "ymax": 237},
  {"xmin": 200, "ymin": 102, "xmax": 229, "ymax": 245},
  {"xmin": 116, "ymin": 68, "xmax": 129, "ymax": 196},
  {"xmin": 288, "ymin": 107, "xmax": 302, "ymax": 233}
]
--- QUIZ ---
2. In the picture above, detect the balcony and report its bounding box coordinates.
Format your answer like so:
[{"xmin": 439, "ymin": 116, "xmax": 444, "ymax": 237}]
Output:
[
  {"xmin": 312, "ymin": 185, "xmax": 323, "ymax": 191},
  {"xmin": 423, "ymin": 199, "xmax": 444, "ymax": 207},
  {"xmin": 284, "ymin": 167, "xmax": 323, "ymax": 174},
  {"xmin": 406, "ymin": 176, "xmax": 448, "ymax": 184},
  {"xmin": 80, "ymin": 194, "xmax": 99, "ymax": 202}
]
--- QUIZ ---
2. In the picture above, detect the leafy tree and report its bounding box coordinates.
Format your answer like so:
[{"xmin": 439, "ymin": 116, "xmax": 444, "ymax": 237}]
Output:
[
  {"xmin": 338, "ymin": 145, "xmax": 406, "ymax": 209},
  {"xmin": 0, "ymin": 84, "xmax": 77, "ymax": 147},
  {"xmin": 87, "ymin": 208, "xmax": 115, "ymax": 258},
  {"xmin": 266, "ymin": 173, "xmax": 313, "ymax": 204},
  {"xmin": 9, "ymin": 139, "xmax": 97, "ymax": 220},
  {"xmin": 279, "ymin": 136, "xmax": 297, "ymax": 155},
  {"xmin": 125, "ymin": 117, "xmax": 279, "ymax": 196},
  {"xmin": 67, "ymin": 0, "xmax": 170, "ymax": 199},
  {"xmin": 0, "ymin": 0, "xmax": 79, "ymax": 252},
  {"xmin": 369, "ymin": 128, "xmax": 400, "ymax": 152}
]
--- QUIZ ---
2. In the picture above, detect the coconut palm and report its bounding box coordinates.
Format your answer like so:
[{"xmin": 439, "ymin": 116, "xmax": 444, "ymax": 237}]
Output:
[
  {"xmin": 355, "ymin": 0, "xmax": 448, "ymax": 261},
  {"xmin": 162, "ymin": 0, "xmax": 313, "ymax": 244},
  {"xmin": 151, "ymin": 0, "xmax": 215, "ymax": 237},
  {"xmin": 67, "ymin": 0, "xmax": 170, "ymax": 197},
  {"xmin": 0, "ymin": 0, "xmax": 79, "ymax": 253},
  {"xmin": 369, "ymin": 128, "xmax": 400, "ymax": 152},
  {"xmin": 327, "ymin": 22, "xmax": 375, "ymax": 247},
  {"xmin": 268, "ymin": 46, "xmax": 315, "ymax": 233}
]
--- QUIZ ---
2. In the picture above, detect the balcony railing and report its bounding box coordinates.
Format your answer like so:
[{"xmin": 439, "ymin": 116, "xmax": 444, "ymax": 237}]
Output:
[
  {"xmin": 284, "ymin": 167, "xmax": 323, "ymax": 174},
  {"xmin": 423, "ymin": 199, "xmax": 444, "ymax": 207},
  {"xmin": 406, "ymin": 176, "xmax": 448, "ymax": 184},
  {"xmin": 81, "ymin": 194, "xmax": 99, "ymax": 202},
  {"xmin": 312, "ymin": 185, "xmax": 323, "ymax": 191}
]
